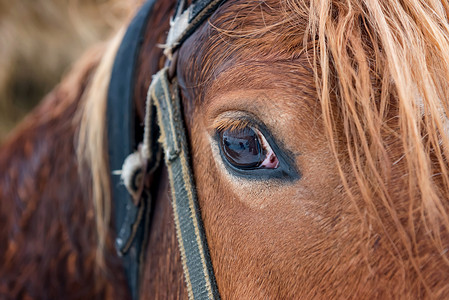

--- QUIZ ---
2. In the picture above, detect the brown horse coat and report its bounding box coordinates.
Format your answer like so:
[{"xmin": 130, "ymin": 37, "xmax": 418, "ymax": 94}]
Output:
[{"xmin": 2, "ymin": 0, "xmax": 449, "ymax": 299}]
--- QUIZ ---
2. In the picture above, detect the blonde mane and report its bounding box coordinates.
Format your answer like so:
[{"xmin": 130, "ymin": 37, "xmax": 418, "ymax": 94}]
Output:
[
  {"xmin": 299, "ymin": 0, "xmax": 449, "ymax": 293},
  {"xmin": 76, "ymin": 27, "xmax": 126, "ymax": 268}
]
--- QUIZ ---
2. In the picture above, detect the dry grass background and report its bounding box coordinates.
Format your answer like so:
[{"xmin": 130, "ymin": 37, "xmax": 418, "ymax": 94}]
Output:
[{"xmin": 0, "ymin": 0, "xmax": 132, "ymax": 143}]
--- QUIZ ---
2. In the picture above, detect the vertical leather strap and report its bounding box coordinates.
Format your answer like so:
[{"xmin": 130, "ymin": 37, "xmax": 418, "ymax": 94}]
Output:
[
  {"xmin": 109, "ymin": 0, "xmax": 228, "ymax": 299},
  {"xmin": 107, "ymin": 1, "xmax": 157, "ymax": 299},
  {"xmin": 149, "ymin": 68, "xmax": 220, "ymax": 300}
]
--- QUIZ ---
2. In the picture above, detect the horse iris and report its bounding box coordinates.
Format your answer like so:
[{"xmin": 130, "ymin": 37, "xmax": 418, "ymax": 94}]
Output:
[{"xmin": 220, "ymin": 127, "xmax": 265, "ymax": 169}]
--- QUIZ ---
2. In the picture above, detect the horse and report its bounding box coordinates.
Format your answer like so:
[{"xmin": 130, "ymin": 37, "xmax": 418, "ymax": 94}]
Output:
[{"xmin": 1, "ymin": 0, "xmax": 449, "ymax": 299}]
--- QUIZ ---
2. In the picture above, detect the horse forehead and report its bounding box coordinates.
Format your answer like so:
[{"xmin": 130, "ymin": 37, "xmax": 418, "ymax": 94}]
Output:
[
  {"xmin": 196, "ymin": 57, "xmax": 317, "ymax": 113},
  {"xmin": 177, "ymin": 1, "xmax": 308, "ymax": 102}
]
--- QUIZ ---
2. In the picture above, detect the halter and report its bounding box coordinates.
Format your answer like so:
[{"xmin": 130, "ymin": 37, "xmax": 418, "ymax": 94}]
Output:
[{"xmin": 107, "ymin": 1, "xmax": 227, "ymax": 299}]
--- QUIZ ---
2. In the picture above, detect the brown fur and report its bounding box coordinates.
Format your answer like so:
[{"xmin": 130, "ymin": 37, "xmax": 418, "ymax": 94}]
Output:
[
  {"xmin": 139, "ymin": 166, "xmax": 187, "ymax": 299},
  {"xmin": 176, "ymin": 0, "xmax": 449, "ymax": 298},
  {"xmin": 0, "ymin": 46, "xmax": 129, "ymax": 299}
]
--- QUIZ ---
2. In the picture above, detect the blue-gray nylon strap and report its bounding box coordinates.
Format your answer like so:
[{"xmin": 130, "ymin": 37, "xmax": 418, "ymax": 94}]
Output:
[
  {"xmin": 151, "ymin": 0, "xmax": 229, "ymax": 298},
  {"xmin": 108, "ymin": 0, "xmax": 228, "ymax": 299},
  {"xmin": 148, "ymin": 67, "xmax": 220, "ymax": 300}
]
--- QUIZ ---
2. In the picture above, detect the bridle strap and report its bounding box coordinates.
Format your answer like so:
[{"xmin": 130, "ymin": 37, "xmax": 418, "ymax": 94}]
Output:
[
  {"xmin": 148, "ymin": 68, "xmax": 220, "ymax": 299},
  {"xmin": 110, "ymin": 0, "xmax": 228, "ymax": 299},
  {"xmin": 106, "ymin": 1, "xmax": 157, "ymax": 299},
  {"xmin": 142, "ymin": 1, "xmax": 229, "ymax": 298}
]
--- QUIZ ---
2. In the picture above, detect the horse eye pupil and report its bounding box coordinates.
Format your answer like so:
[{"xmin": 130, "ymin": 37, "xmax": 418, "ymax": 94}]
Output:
[{"xmin": 220, "ymin": 127, "xmax": 263, "ymax": 169}]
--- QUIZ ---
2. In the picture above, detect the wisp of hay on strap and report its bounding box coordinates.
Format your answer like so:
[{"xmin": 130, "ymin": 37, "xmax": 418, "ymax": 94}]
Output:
[{"xmin": 107, "ymin": 0, "xmax": 227, "ymax": 299}]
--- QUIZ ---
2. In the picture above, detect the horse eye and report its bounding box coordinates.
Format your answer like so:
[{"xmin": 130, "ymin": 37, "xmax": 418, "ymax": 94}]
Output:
[{"xmin": 219, "ymin": 126, "xmax": 279, "ymax": 170}]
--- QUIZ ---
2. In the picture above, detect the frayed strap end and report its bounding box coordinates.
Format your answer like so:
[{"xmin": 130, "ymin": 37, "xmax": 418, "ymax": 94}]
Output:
[{"xmin": 121, "ymin": 150, "xmax": 147, "ymax": 205}]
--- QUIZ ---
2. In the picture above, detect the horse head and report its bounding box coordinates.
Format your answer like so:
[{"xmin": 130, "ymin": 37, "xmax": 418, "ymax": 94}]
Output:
[{"xmin": 1, "ymin": 0, "xmax": 449, "ymax": 299}]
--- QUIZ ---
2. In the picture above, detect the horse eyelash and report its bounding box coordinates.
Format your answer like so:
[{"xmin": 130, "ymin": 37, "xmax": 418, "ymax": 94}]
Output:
[{"xmin": 212, "ymin": 118, "xmax": 251, "ymax": 132}]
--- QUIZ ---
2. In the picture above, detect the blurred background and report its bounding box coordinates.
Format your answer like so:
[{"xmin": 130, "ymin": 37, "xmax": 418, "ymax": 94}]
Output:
[{"xmin": 0, "ymin": 0, "xmax": 131, "ymax": 143}]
